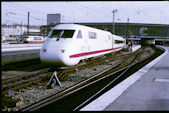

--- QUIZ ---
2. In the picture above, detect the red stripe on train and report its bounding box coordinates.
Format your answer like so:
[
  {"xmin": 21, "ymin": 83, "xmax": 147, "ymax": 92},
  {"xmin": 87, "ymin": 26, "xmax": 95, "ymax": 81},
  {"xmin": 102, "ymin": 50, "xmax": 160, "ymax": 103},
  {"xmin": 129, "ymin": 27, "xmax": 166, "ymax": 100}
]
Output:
[{"xmin": 69, "ymin": 46, "xmax": 124, "ymax": 58}]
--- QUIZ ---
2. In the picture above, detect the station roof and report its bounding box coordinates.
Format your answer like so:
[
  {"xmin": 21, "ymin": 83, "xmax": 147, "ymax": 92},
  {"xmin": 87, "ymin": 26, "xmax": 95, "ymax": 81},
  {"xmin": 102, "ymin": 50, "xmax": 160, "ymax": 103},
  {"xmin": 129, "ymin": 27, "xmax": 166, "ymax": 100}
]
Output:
[{"xmin": 75, "ymin": 22, "xmax": 169, "ymax": 27}]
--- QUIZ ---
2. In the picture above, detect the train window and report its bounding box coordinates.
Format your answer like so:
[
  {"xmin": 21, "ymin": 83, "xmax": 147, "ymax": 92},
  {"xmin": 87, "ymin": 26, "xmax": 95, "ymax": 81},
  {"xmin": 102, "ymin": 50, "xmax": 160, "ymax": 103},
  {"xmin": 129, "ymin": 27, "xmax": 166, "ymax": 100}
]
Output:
[
  {"xmin": 77, "ymin": 30, "xmax": 82, "ymax": 38},
  {"xmin": 62, "ymin": 30, "xmax": 75, "ymax": 38},
  {"xmin": 115, "ymin": 40, "xmax": 124, "ymax": 44},
  {"xmin": 49, "ymin": 30, "xmax": 62, "ymax": 38},
  {"xmin": 89, "ymin": 32, "xmax": 96, "ymax": 39},
  {"xmin": 34, "ymin": 37, "xmax": 42, "ymax": 40},
  {"xmin": 49, "ymin": 30, "xmax": 75, "ymax": 38}
]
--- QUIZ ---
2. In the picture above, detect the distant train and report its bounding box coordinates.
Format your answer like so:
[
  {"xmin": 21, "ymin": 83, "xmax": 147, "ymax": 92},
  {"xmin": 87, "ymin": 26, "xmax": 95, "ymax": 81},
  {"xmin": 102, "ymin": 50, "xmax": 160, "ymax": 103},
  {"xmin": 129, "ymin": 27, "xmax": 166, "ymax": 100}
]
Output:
[
  {"xmin": 40, "ymin": 24, "xmax": 126, "ymax": 67},
  {"xmin": 23, "ymin": 35, "xmax": 45, "ymax": 43},
  {"xmin": 1, "ymin": 36, "xmax": 6, "ymax": 43},
  {"xmin": 15, "ymin": 32, "xmax": 47, "ymax": 43}
]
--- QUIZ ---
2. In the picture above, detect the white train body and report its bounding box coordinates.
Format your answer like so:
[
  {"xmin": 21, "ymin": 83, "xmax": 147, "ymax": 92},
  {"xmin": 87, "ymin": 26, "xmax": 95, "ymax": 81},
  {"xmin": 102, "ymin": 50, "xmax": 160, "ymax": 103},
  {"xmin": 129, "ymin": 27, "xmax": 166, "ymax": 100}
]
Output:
[
  {"xmin": 40, "ymin": 24, "xmax": 126, "ymax": 67},
  {"xmin": 24, "ymin": 35, "xmax": 45, "ymax": 43},
  {"xmin": 113, "ymin": 34, "xmax": 126, "ymax": 51}
]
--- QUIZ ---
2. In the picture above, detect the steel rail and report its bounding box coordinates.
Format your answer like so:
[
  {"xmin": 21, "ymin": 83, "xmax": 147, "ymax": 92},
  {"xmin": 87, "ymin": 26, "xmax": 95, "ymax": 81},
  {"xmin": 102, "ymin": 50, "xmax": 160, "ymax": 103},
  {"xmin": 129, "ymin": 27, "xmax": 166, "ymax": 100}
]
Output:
[
  {"xmin": 2, "ymin": 68, "xmax": 51, "ymax": 95},
  {"xmin": 22, "ymin": 48, "xmax": 151, "ymax": 111},
  {"xmin": 73, "ymin": 52, "xmax": 147, "ymax": 111},
  {"xmin": 21, "ymin": 56, "xmax": 133, "ymax": 111},
  {"xmin": 2, "ymin": 48, "xmax": 144, "ymax": 111},
  {"xmin": 2, "ymin": 52, "xmax": 131, "ymax": 96},
  {"xmin": 2, "ymin": 68, "xmax": 50, "ymax": 83},
  {"xmin": 74, "ymin": 47, "xmax": 159, "ymax": 111}
]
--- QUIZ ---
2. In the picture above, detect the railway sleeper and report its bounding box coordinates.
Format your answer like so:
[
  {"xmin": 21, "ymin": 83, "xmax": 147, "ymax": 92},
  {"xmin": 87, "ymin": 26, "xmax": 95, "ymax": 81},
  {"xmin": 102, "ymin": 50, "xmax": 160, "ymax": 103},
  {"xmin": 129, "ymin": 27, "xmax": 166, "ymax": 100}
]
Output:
[
  {"xmin": 21, "ymin": 47, "xmax": 157, "ymax": 111},
  {"xmin": 55, "ymin": 54, "xmax": 131, "ymax": 82},
  {"xmin": 24, "ymin": 59, "xmax": 129, "ymax": 111},
  {"xmin": 2, "ymin": 79, "xmax": 41, "ymax": 96},
  {"xmin": 2, "ymin": 68, "xmax": 49, "ymax": 85},
  {"xmin": 2, "ymin": 74, "xmax": 47, "ymax": 91}
]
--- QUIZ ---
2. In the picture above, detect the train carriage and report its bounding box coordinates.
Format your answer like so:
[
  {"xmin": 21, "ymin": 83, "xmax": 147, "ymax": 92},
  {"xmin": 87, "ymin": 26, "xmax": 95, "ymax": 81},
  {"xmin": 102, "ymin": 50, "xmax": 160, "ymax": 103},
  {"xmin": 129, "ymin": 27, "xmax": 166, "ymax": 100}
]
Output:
[
  {"xmin": 112, "ymin": 34, "xmax": 126, "ymax": 51},
  {"xmin": 40, "ymin": 24, "xmax": 126, "ymax": 67}
]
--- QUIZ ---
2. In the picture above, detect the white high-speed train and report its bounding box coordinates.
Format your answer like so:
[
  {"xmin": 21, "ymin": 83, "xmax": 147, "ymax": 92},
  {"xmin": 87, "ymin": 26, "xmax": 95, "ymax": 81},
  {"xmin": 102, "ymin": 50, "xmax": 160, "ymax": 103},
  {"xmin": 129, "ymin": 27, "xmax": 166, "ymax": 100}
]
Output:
[{"xmin": 40, "ymin": 24, "xmax": 126, "ymax": 67}]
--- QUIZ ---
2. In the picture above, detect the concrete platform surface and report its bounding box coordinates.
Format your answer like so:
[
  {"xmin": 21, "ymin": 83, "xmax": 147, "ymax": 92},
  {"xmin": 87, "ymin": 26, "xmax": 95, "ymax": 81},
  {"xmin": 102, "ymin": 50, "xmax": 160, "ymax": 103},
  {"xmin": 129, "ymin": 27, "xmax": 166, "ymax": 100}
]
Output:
[
  {"xmin": 2, "ymin": 43, "xmax": 43, "ymax": 52},
  {"xmin": 81, "ymin": 46, "xmax": 169, "ymax": 111}
]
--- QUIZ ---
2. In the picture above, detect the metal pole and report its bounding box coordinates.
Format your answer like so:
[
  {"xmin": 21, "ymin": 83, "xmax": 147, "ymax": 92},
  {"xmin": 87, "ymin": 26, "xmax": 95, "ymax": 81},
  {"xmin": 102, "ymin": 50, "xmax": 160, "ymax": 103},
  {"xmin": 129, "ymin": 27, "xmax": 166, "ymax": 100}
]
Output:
[
  {"xmin": 127, "ymin": 18, "xmax": 129, "ymax": 38},
  {"xmin": 27, "ymin": 12, "xmax": 30, "ymax": 36},
  {"xmin": 112, "ymin": 9, "xmax": 117, "ymax": 34}
]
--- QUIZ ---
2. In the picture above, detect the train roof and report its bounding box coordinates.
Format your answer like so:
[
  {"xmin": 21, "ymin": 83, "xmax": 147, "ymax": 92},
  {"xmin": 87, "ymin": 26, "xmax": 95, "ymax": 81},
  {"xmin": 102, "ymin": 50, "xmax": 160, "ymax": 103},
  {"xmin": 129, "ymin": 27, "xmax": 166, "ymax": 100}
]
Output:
[
  {"xmin": 75, "ymin": 22, "xmax": 169, "ymax": 27},
  {"xmin": 113, "ymin": 34, "xmax": 125, "ymax": 40},
  {"xmin": 52, "ymin": 24, "xmax": 112, "ymax": 34},
  {"xmin": 53, "ymin": 24, "xmax": 86, "ymax": 29}
]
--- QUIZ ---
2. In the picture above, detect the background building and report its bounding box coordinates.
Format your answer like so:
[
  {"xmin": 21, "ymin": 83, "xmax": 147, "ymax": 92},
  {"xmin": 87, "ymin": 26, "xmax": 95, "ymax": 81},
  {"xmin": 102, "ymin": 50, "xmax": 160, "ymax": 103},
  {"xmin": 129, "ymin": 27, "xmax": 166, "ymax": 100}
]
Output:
[
  {"xmin": 1, "ymin": 24, "xmax": 40, "ymax": 41},
  {"xmin": 47, "ymin": 14, "xmax": 61, "ymax": 25},
  {"xmin": 41, "ymin": 22, "xmax": 169, "ymax": 39},
  {"xmin": 40, "ymin": 22, "xmax": 169, "ymax": 45},
  {"xmin": 2, "ymin": 24, "xmax": 27, "ymax": 38}
]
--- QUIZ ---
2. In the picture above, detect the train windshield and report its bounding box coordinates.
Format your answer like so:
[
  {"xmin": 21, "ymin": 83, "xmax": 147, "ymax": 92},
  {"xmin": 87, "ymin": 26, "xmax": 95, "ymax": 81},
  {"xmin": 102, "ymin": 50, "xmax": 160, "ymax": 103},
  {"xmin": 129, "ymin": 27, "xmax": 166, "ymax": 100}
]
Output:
[{"xmin": 49, "ymin": 30, "xmax": 75, "ymax": 38}]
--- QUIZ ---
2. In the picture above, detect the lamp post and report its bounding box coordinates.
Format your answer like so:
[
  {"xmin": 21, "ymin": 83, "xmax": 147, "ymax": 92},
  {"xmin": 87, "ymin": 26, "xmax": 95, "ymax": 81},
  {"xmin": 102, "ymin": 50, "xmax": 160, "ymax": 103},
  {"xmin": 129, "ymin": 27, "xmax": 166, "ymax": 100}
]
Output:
[
  {"xmin": 127, "ymin": 18, "xmax": 130, "ymax": 39},
  {"xmin": 112, "ymin": 9, "xmax": 118, "ymax": 34},
  {"xmin": 27, "ymin": 12, "xmax": 30, "ymax": 36}
]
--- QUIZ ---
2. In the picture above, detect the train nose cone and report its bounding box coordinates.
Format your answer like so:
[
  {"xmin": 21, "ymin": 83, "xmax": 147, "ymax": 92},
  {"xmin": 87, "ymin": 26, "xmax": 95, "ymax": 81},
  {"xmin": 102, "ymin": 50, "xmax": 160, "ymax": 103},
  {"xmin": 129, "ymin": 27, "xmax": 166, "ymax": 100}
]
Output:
[
  {"xmin": 40, "ymin": 46, "xmax": 79, "ymax": 67},
  {"xmin": 40, "ymin": 47, "xmax": 66, "ymax": 66}
]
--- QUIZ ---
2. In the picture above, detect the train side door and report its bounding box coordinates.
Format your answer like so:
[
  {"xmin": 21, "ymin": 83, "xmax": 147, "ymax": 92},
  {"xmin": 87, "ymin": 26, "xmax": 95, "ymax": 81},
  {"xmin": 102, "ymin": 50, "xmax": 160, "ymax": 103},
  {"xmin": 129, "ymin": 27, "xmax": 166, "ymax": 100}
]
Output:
[
  {"xmin": 83, "ymin": 29, "xmax": 88, "ymax": 59},
  {"xmin": 112, "ymin": 34, "xmax": 114, "ymax": 52},
  {"xmin": 76, "ymin": 29, "xmax": 87, "ymax": 59},
  {"xmin": 78, "ymin": 29, "xmax": 89, "ymax": 59}
]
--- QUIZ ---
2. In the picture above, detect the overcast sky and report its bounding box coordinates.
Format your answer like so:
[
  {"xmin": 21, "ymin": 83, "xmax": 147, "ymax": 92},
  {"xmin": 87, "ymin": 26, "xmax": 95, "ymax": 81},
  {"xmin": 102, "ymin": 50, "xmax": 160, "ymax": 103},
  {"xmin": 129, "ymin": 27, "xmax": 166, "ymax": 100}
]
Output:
[{"xmin": 2, "ymin": 1, "xmax": 169, "ymax": 25}]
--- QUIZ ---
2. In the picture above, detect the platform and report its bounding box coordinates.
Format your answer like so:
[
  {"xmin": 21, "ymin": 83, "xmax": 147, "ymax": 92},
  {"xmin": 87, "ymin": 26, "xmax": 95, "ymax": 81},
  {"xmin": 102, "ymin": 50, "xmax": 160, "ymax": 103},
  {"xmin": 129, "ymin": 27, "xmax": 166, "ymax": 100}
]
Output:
[
  {"xmin": 81, "ymin": 46, "xmax": 169, "ymax": 111},
  {"xmin": 1, "ymin": 43, "xmax": 42, "ymax": 65},
  {"xmin": 1, "ymin": 43, "xmax": 43, "ymax": 52}
]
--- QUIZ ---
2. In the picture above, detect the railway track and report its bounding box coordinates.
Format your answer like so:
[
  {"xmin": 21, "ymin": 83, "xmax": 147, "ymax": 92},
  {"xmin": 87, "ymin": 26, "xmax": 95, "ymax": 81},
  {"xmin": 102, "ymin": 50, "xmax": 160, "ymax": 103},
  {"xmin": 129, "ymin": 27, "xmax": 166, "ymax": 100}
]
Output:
[
  {"xmin": 20, "ymin": 46, "xmax": 157, "ymax": 111},
  {"xmin": 2, "ymin": 49, "xmax": 134, "ymax": 95},
  {"xmin": 22, "ymin": 58, "xmax": 127, "ymax": 111},
  {"xmin": 2, "ymin": 46, "xmax": 158, "ymax": 111},
  {"xmin": 1, "ymin": 50, "xmax": 132, "ymax": 110},
  {"xmin": 2, "ymin": 52, "xmax": 131, "ymax": 96},
  {"xmin": 2, "ymin": 68, "xmax": 51, "ymax": 95}
]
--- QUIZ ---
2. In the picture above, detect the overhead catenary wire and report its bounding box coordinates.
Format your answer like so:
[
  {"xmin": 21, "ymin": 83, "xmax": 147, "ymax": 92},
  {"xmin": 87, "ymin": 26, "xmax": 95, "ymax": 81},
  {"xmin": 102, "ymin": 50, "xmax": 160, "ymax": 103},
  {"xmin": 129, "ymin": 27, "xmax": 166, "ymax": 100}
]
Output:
[
  {"xmin": 2, "ymin": 2, "xmax": 47, "ymax": 25},
  {"xmin": 2, "ymin": 2, "xmax": 169, "ymax": 25},
  {"xmin": 2, "ymin": 2, "xmax": 145, "ymax": 25},
  {"xmin": 2, "ymin": 11, "xmax": 45, "ymax": 25},
  {"xmin": 5, "ymin": 2, "xmax": 47, "ymax": 15},
  {"xmin": 65, "ymin": 2, "xmax": 107, "ymax": 22},
  {"xmin": 131, "ymin": 2, "xmax": 155, "ymax": 23},
  {"xmin": 4, "ymin": 2, "xmax": 72, "ymax": 24},
  {"xmin": 73, "ymin": 2, "xmax": 112, "ymax": 18}
]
